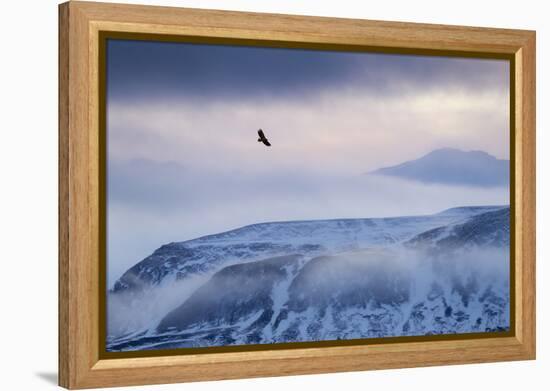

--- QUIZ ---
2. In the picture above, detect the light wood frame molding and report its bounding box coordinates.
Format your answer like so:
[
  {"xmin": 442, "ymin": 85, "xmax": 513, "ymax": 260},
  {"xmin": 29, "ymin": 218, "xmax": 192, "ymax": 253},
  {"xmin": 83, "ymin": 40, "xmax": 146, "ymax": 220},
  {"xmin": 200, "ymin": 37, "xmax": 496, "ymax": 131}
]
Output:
[{"xmin": 59, "ymin": 1, "xmax": 536, "ymax": 389}]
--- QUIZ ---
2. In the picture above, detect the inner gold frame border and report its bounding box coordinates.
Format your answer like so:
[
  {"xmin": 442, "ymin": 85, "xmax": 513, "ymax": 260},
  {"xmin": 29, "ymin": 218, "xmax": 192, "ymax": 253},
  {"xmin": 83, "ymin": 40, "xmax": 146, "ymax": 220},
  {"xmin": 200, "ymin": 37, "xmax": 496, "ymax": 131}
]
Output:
[
  {"xmin": 59, "ymin": 1, "xmax": 536, "ymax": 389},
  {"xmin": 96, "ymin": 29, "xmax": 517, "ymax": 359}
]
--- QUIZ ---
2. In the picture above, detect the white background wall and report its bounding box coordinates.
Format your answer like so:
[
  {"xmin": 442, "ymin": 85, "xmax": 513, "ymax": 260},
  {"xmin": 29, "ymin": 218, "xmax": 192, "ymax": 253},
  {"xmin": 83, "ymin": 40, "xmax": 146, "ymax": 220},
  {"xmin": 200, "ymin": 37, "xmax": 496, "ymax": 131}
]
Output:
[{"xmin": 0, "ymin": 0, "xmax": 546, "ymax": 389}]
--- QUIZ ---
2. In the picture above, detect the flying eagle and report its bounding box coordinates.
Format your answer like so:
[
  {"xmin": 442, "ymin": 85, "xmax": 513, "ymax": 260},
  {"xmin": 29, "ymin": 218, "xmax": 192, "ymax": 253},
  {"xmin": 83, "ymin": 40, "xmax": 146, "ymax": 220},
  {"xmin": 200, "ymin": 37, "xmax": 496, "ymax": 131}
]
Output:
[{"xmin": 257, "ymin": 129, "xmax": 271, "ymax": 147}]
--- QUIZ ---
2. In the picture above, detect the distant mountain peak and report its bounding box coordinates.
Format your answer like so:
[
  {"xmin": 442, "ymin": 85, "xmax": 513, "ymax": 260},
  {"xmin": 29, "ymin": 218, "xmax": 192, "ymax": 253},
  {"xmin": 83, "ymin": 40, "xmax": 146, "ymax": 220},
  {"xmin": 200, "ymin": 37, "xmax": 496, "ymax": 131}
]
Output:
[{"xmin": 369, "ymin": 148, "xmax": 509, "ymax": 187}]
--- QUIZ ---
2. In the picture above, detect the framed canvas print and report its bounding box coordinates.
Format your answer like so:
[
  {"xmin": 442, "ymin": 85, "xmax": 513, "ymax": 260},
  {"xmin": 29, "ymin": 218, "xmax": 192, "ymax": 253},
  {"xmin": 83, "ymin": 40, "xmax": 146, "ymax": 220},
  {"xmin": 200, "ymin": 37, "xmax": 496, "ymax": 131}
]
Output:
[{"xmin": 58, "ymin": 1, "xmax": 536, "ymax": 389}]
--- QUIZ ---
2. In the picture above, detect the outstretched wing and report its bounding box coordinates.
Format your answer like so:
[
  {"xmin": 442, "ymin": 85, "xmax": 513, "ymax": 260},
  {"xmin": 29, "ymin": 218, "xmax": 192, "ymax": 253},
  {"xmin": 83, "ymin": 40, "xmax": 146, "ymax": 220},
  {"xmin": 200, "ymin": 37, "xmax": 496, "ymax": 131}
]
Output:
[{"xmin": 257, "ymin": 129, "xmax": 271, "ymax": 146}]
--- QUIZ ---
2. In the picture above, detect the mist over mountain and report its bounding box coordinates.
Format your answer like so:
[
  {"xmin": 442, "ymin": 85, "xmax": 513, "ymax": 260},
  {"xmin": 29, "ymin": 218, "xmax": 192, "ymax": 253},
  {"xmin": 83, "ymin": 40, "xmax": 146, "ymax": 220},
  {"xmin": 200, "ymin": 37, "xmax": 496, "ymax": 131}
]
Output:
[
  {"xmin": 369, "ymin": 148, "xmax": 509, "ymax": 187},
  {"xmin": 407, "ymin": 207, "xmax": 510, "ymax": 252},
  {"xmin": 107, "ymin": 206, "xmax": 510, "ymax": 351},
  {"xmin": 111, "ymin": 205, "xmax": 503, "ymax": 295}
]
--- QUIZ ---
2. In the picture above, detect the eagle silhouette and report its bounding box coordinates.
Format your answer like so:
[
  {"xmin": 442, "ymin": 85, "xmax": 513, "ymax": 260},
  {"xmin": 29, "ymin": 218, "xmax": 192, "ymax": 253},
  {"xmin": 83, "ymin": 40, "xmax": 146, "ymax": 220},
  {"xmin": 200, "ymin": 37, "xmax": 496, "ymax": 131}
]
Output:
[{"xmin": 257, "ymin": 129, "xmax": 271, "ymax": 146}]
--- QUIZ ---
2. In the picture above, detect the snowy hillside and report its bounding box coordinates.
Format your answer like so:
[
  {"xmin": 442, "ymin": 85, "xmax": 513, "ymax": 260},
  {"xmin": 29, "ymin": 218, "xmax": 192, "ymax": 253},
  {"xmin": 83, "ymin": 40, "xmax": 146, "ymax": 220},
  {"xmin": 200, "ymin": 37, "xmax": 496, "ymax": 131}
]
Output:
[
  {"xmin": 112, "ymin": 205, "xmax": 504, "ymax": 293},
  {"xmin": 107, "ymin": 205, "xmax": 510, "ymax": 351}
]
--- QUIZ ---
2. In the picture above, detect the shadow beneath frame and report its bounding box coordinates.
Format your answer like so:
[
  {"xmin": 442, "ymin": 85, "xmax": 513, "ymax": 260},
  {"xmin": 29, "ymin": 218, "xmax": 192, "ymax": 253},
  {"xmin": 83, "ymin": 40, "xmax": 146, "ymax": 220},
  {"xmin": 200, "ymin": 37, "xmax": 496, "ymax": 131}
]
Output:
[{"xmin": 35, "ymin": 372, "xmax": 58, "ymax": 385}]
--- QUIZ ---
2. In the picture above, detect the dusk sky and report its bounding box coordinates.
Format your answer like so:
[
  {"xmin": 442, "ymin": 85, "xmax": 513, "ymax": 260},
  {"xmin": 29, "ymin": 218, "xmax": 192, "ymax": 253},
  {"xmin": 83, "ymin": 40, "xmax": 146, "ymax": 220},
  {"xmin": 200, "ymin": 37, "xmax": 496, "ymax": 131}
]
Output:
[{"xmin": 106, "ymin": 39, "xmax": 510, "ymax": 286}]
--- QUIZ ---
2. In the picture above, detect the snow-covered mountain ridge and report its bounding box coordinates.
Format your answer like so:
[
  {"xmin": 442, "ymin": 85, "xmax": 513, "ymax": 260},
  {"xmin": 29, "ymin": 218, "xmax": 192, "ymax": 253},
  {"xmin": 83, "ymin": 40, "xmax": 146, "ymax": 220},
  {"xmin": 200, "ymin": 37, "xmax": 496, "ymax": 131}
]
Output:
[
  {"xmin": 112, "ymin": 205, "xmax": 505, "ymax": 293},
  {"xmin": 107, "ymin": 205, "xmax": 510, "ymax": 351}
]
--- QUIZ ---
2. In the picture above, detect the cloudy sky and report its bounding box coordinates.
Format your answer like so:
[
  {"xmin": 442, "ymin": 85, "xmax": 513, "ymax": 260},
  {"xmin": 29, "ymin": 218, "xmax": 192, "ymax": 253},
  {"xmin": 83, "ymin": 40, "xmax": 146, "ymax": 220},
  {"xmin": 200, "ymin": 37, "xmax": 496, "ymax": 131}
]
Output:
[{"xmin": 106, "ymin": 39, "xmax": 510, "ymax": 286}]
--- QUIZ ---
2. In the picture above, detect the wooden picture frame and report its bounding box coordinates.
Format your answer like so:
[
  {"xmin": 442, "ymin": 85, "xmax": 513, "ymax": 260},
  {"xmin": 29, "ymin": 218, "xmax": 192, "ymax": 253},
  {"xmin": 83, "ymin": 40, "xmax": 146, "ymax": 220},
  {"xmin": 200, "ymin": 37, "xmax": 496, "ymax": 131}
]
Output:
[{"xmin": 59, "ymin": 1, "xmax": 536, "ymax": 389}]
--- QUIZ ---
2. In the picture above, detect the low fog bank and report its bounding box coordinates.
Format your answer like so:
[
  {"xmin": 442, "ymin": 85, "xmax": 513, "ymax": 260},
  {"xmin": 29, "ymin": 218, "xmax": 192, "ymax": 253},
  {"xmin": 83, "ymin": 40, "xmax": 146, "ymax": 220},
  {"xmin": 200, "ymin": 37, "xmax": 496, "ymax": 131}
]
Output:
[
  {"xmin": 107, "ymin": 170, "xmax": 508, "ymax": 286},
  {"xmin": 107, "ymin": 252, "xmax": 298, "ymax": 337},
  {"xmin": 107, "ymin": 273, "xmax": 210, "ymax": 338}
]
